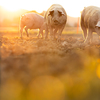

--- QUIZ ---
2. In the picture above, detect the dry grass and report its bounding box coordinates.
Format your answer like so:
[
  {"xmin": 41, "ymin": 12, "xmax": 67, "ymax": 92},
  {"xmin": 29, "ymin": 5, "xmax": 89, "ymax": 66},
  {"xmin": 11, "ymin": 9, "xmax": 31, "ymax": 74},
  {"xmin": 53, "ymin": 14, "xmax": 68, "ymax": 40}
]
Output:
[{"xmin": 1, "ymin": 27, "xmax": 100, "ymax": 100}]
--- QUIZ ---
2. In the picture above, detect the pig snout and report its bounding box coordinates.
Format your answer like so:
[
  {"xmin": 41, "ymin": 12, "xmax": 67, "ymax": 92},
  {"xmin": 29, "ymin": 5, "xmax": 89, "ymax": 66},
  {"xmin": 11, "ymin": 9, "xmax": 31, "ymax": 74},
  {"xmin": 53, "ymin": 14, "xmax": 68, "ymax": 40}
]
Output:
[
  {"xmin": 52, "ymin": 15, "xmax": 60, "ymax": 25},
  {"xmin": 54, "ymin": 19, "xmax": 58, "ymax": 23},
  {"xmin": 53, "ymin": 19, "xmax": 59, "ymax": 25}
]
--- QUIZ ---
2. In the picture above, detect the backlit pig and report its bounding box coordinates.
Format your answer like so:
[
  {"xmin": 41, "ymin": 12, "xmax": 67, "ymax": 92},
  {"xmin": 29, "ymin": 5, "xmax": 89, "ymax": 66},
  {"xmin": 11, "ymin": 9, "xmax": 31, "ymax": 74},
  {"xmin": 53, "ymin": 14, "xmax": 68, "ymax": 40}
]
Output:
[
  {"xmin": 20, "ymin": 13, "xmax": 44, "ymax": 38},
  {"xmin": 44, "ymin": 4, "xmax": 67, "ymax": 41},
  {"xmin": 81, "ymin": 6, "xmax": 100, "ymax": 43}
]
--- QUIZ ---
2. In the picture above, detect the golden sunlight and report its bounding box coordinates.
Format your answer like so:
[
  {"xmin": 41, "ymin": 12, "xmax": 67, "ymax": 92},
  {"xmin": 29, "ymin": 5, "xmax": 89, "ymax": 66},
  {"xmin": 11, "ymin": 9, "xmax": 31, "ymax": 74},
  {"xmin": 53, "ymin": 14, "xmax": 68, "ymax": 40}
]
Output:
[
  {"xmin": 0, "ymin": 0, "xmax": 44, "ymax": 13},
  {"xmin": 1, "ymin": 0, "xmax": 100, "ymax": 17},
  {"xmin": 3, "ymin": 6, "xmax": 20, "ymax": 12},
  {"xmin": 2, "ymin": 6, "xmax": 43, "ymax": 14},
  {"xmin": 1, "ymin": 2, "xmax": 21, "ymax": 12}
]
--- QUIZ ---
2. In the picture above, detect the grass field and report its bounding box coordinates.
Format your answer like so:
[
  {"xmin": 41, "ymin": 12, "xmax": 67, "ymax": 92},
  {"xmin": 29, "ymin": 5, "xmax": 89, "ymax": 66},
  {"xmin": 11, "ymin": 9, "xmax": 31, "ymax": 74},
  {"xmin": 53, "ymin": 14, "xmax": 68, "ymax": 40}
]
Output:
[
  {"xmin": 0, "ymin": 26, "xmax": 82, "ymax": 34},
  {"xmin": 1, "ymin": 26, "xmax": 100, "ymax": 100}
]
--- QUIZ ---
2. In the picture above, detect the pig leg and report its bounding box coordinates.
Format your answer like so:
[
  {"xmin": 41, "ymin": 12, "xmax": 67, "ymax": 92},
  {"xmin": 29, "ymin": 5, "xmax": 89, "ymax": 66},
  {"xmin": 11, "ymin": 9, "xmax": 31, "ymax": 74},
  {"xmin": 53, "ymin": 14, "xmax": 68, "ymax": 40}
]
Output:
[
  {"xmin": 83, "ymin": 28, "xmax": 87, "ymax": 40},
  {"xmin": 81, "ymin": 23, "xmax": 87, "ymax": 40},
  {"xmin": 84, "ymin": 29, "xmax": 92, "ymax": 43},
  {"xmin": 45, "ymin": 24, "xmax": 49, "ymax": 39},
  {"xmin": 38, "ymin": 25, "xmax": 44, "ymax": 39},
  {"xmin": 20, "ymin": 25, "xmax": 24, "ymax": 38},
  {"xmin": 37, "ymin": 29, "xmax": 41, "ymax": 38},
  {"xmin": 57, "ymin": 26, "xmax": 65, "ymax": 42},
  {"xmin": 49, "ymin": 27, "xmax": 54, "ymax": 40},
  {"xmin": 37, "ymin": 29, "xmax": 43, "ymax": 39},
  {"xmin": 53, "ymin": 29, "xmax": 58, "ymax": 40},
  {"xmin": 24, "ymin": 26, "xmax": 29, "ymax": 37},
  {"xmin": 40, "ymin": 30, "xmax": 43, "ymax": 39},
  {"xmin": 20, "ymin": 28, "xmax": 23, "ymax": 38}
]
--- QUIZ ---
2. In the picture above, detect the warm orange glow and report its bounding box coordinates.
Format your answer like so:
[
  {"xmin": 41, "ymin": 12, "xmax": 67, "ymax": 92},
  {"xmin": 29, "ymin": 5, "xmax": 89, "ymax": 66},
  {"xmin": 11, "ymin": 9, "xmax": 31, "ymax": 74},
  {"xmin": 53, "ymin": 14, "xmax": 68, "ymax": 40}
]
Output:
[{"xmin": 96, "ymin": 64, "xmax": 100, "ymax": 79}]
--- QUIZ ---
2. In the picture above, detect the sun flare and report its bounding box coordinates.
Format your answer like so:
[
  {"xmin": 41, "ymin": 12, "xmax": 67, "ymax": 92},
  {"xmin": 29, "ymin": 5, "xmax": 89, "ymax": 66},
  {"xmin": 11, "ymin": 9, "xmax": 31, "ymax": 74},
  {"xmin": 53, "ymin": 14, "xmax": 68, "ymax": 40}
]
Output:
[
  {"xmin": 1, "ymin": 0, "xmax": 100, "ymax": 17},
  {"xmin": 0, "ymin": 0, "xmax": 82, "ymax": 17},
  {"xmin": 3, "ymin": 5, "xmax": 20, "ymax": 12}
]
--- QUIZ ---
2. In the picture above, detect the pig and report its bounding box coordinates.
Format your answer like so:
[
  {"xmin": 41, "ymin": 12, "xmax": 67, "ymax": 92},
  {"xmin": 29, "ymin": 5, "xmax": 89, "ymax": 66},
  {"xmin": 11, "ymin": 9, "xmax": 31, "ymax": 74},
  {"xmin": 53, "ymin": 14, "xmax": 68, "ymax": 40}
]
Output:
[
  {"xmin": 81, "ymin": 6, "xmax": 100, "ymax": 43},
  {"xmin": 44, "ymin": 4, "xmax": 67, "ymax": 41},
  {"xmin": 19, "ymin": 13, "xmax": 44, "ymax": 38}
]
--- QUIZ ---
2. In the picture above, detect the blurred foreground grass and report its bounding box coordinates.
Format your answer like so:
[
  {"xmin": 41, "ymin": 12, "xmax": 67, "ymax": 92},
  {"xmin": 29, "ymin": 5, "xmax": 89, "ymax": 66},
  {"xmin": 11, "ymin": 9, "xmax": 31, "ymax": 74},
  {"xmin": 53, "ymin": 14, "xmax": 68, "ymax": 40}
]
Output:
[{"xmin": 0, "ymin": 27, "xmax": 100, "ymax": 100}]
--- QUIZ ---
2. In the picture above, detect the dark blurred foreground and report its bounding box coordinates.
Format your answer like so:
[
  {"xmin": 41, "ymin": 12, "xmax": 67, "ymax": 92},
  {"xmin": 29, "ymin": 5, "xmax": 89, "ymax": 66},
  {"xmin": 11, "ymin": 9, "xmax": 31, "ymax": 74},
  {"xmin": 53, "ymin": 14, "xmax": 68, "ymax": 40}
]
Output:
[{"xmin": 1, "ymin": 32, "xmax": 100, "ymax": 100}]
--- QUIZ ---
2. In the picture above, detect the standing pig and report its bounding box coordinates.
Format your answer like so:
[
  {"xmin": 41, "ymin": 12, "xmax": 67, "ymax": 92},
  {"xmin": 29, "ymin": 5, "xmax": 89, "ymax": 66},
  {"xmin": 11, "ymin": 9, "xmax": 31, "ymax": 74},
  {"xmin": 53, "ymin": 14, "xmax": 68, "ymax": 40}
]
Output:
[
  {"xmin": 20, "ymin": 13, "xmax": 44, "ymax": 38},
  {"xmin": 44, "ymin": 4, "xmax": 67, "ymax": 41},
  {"xmin": 81, "ymin": 6, "xmax": 100, "ymax": 43}
]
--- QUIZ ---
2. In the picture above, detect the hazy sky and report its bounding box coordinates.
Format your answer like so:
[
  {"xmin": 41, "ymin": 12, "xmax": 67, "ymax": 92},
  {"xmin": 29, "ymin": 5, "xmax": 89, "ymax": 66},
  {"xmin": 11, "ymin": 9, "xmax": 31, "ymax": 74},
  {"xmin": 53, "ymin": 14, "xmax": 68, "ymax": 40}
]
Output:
[{"xmin": 0, "ymin": 0, "xmax": 100, "ymax": 17}]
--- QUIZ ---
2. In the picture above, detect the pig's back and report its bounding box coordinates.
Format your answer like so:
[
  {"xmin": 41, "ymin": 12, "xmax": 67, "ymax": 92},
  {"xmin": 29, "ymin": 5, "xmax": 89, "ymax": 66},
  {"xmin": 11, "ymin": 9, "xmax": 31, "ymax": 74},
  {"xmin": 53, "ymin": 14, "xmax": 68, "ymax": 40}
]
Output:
[{"xmin": 82, "ymin": 6, "xmax": 100, "ymax": 28}]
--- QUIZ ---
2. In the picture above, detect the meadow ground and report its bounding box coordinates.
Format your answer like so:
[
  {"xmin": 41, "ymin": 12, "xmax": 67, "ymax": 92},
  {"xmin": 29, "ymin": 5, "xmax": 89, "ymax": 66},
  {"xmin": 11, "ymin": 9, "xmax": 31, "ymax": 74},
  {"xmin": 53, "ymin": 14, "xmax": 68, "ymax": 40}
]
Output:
[{"xmin": 0, "ymin": 27, "xmax": 100, "ymax": 100}]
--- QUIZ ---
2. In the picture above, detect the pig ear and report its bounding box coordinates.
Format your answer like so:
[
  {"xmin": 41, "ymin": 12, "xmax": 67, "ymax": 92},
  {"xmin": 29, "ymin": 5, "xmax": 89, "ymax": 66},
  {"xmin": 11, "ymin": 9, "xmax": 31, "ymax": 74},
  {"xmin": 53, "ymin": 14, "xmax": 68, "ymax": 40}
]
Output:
[
  {"xmin": 95, "ymin": 21, "xmax": 100, "ymax": 27},
  {"xmin": 21, "ymin": 15, "xmax": 24, "ymax": 17},
  {"xmin": 21, "ymin": 14, "xmax": 26, "ymax": 18},
  {"xmin": 21, "ymin": 15, "xmax": 24, "ymax": 18},
  {"xmin": 48, "ymin": 10, "xmax": 54, "ymax": 16},
  {"xmin": 58, "ymin": 10, "xmax": 65, "ymax": 16}
]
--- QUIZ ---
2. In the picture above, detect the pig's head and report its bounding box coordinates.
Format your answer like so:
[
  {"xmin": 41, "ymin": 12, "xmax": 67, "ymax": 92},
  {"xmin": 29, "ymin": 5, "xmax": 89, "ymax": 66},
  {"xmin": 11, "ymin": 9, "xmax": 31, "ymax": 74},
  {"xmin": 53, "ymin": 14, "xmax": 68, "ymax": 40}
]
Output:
[
  {"xmin": 48, "ymin": 9, "xmax": 66, "ymax": 26},
  {"xmin": 95, "ymin": 21, "xmax": 100, "ymax": 35},
  {"xmin": 21, "ymin": 15, "xmax": 26, "ymax": 22},
  {"xmin": 21, "ymin": 14, "xmax": 30, "ymax": 24}
]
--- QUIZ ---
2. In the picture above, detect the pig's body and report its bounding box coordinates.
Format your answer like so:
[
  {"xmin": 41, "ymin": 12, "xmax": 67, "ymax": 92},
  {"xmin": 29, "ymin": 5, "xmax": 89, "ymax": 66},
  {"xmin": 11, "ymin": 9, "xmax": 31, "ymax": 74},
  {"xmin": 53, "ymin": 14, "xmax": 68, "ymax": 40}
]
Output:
[
  {"xmin": 20, "ymin": 13, "xmax": 44, "ymax": 38},
  {"xmin": 44, "ymin": 4, "xmax": 67, "ymax": 41},
  {"xmin": 81, "ymin": 6, "xmax": 100, "ymax": 43}
]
